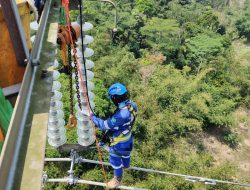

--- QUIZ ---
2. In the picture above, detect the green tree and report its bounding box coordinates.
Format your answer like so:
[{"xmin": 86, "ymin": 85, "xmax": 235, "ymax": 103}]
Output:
[
  {"xmin": 135, "ymin": 0, "xmax": 155, "ymax": 16},
  {"xmin": 235, "ymin": 10, "xmax": 250, "ymax": 41},
  {"xmin": 185, "ymin": 33, "xmax": 231, "ymax": 71},
  {"xmin": 94, "ymin": 47, "xmax": 140, "ymax": 87},
  {"xmin": 197, "ymin": 11, "xmax": 220, "ymax": 32},
  {"xmin": 140, "ymin": 17, "xmax": 181, "ymax": 62},
  {"xmin": 113, "ymin": 9, "xmax": 146, "ymax": 57}
]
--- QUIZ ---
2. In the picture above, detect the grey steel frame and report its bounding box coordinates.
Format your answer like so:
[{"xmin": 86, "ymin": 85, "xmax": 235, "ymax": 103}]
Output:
[
  {"xmin": 45, "ymin": 156, "xmax": 250, "ymax": 188},
  {"xmin": 0, "ymin": 0, "xmax": 60, "ymax": 189},
  {"xmin": 0, "ymin": 0, "xmax": 29, "ymax": 66}
]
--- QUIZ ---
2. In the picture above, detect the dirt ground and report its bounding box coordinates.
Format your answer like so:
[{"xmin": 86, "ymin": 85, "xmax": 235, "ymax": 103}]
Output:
[
  {"xmin": 233, "ymin": 41, "xmax": 250, "ymax": 67},
  {"xmin": 203, "ymin": 108, "xmax": 250, "ymax": 180}
]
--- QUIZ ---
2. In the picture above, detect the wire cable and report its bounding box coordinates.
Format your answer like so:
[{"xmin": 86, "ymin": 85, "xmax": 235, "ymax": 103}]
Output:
[
  {"xmin": 78, "ymin": 0, "xmax": 95, "ymax": 115},
  {"xmin": 46, "ymin": 178, "xmax": 147, "ymax": 190},
  {"xmin": 45, "ymin": 157, "xmax": 250, "ymax": 188}
]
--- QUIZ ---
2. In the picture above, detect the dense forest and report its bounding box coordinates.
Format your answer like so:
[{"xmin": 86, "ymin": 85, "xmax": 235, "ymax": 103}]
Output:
[{"xmin": 44, "ymin": 0, "xmax": 250, "ymax": 189}]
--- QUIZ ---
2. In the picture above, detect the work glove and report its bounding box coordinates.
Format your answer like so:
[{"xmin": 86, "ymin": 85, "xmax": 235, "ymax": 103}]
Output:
[
  {"xmin": 99, "ymin": 142, "xmax": 109, "ymax": 152},
  {"xmin": 99, "ymin": 141, "xmax": 105, "ymax": 147},
  {"xmin": 91, "ymin": 115, "xmax": 98, "ymax": 126}
]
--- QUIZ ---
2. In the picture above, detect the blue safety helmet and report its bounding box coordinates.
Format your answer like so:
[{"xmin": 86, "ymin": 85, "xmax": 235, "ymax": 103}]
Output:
[{"xmin": 108, "ymin": 83, "xmax": 128, "ymax": 99}]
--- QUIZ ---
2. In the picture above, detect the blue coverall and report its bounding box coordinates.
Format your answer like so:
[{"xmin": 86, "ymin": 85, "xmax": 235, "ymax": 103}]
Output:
[
  {"xmin": 34, "ymin": 0, "xmax": 40, "ymax": 10},
  {"xmin": 92, "ymin": 100, "xmax": 137, "ymax": 177}
]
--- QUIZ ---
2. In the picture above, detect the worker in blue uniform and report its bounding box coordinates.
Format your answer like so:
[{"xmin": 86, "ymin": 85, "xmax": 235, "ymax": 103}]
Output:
[
  {"xmin": 34, "ymin": 0, "xmax": 45, "ymax": 22},
  {"xmin": 91, "ymin": 83, "xmax": 137, "ymax": 188}
]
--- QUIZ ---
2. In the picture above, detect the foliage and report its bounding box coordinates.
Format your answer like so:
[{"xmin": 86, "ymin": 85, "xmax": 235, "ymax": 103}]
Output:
[
  {"xmin": 179, "ymin": 0, "xmax": 192, "ymax": 5},
  {"xmin": 195, "ymin": 0, "xmax": 230, "ymax": 9},
  {"xmin": 223, "ymin": 133, "xmax": 240, "ymax": 148},
  {"xmin": 94, "ymin": 46, "xmax": 140, "ymax": 87},
  {"xmin": 109, "ymin": 7, "xmax": 147, "ymax": 57},
  {"xmin": 235, "ymin": 9, "xmax": 250, "ymax": 41},
  {"xmin": 135, "ymin": 0, "xmax": 155, "ymax": 16},
  {"xmin": 140, "ymin": 17, "xmax": 181, "ymax": 62},
  {"xmin": 197, "ymin": 11, "xmax": 220, "ymax": 32},
  {"xmin": 185, "ymin": 33, "xmax": 231, "ymax": 70},
  {"xmin": 165, "ymin": 1, "xmax": 207, "ymax": 25}
]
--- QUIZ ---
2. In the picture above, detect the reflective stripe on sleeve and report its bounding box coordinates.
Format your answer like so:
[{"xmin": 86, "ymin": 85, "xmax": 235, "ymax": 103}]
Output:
[
  {"xmin": 122, "ymin": 129, "xmax": 130, "ymax": 135},
  {"xmin": 104, "ymin": 120, "xmax": 110, "ymax": 130},
  {"xmin": 122, "ymin": 121, "xmax": 131, "ymax": 126}
]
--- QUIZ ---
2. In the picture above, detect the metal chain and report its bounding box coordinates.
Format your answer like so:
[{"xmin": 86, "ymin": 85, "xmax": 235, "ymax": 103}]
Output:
[
  {"xmin": 73, "ymin": 47, "xmax": 82, "ymax": 110},
  {"xmin": 68, "ymin": 45, "xmax": 74, "ymax": 115}
]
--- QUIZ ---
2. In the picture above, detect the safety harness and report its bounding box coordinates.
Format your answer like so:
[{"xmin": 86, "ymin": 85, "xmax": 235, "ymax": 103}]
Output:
[{"xmin": 103, "ymin": 103, "xmax": 137, "ymax": 146}]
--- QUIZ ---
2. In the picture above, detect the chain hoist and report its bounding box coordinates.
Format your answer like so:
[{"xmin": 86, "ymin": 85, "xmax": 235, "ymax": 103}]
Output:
[
  {"xmin": 73, "ymin": 46, "xmax": 82, "ymax": 111},
  {"xmin": 68, "ymin": 45, "xmax": 73, "ymax": 114},
  {"xmin": 67, "ymin": 45, "xmax": 77, "ymax": 128}
]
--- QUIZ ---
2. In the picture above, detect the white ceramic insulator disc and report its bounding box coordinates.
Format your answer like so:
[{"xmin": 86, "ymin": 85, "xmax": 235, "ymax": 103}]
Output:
[
  {"xmin": 76, "ymin": 35, "xmax": 94, "ymax": 45},
  {"xmin": 82, "ymin": 22, "xmax": 93, "ymax": 31},
  {"xmin": 75, "ymin": 100, "xmax": 95, "ymax": 110},
  {"xmin": 30, "ymin": 21, "xmax": 39, "ymax": 31},
  {"xmin": 47, "ymin": 127, "xmax": 66, "ymax": 138},
  {"xmin": 31, "ymin": 35, "xmax": 36, "ymax": 43},
  {"xmin": 78, "ymin": 136, "xmax": 95, "ymax": 146},
  {"xmin": 80, "ymin": 70, "xmax": 94, "ymax": 81},
  {"xmin": 73, "ymin": 70, "xmax": 94, "ymax": 81},
  {"xmin": 85, "ymin": 59, "xmax": 94, "ymax": 69},
  {"xmin": 48, "ymin": 118, "xmax": 65, "ymax": 128},
  {"xmin": 87, "ymin": 81, "xmax": 95, "ymax": 90},
  {"xmin": 48, "ymin": 135, "xmax": 66, "ymax": 147},
  {"xmin": 71, "ymin": 48, "xmax": 82, "ymax": 57},
  {"xmin": 77, "ymin": 128, "xmax": 94, "ymax": 139},
  {"xmin": 49, "ymin": 109, "xmax": 64, "ymax": 122},
  {"xmin": 51, "ymin": 90, "xmax": 62, "ymax": 101},
  {"xmin": 52, "ymin": 81, "xmax": 61, "ymax": 91},
  {"xmin": 84, "ymin": 48, "xmax": 94, "ymax": 58},
  {"xmin": 73, "ymin": 81, "xmax": 95, "ymax": 91},
  {"xmin": 53, "ymin": 70, "xmax": 60, "ymax": 80},
  {"xmin": 77, "ymin": 120, "xmax": 92, "ymax": 130},
  {"xmin": 79, "ymin": 59, "xmax": 94, "ymax": 70},
  {"xmin": 84, "ymin": 35, "xmax": 94, "ymax": 44},
  {"xmin": 50, "ymin": 100, "xmax": 63, "ymax": 111},
  {"xmin": 76, "ymin": 110, "xmax": 91, "ymax": 121},
  {"xmin": 81, "ymin": 101, "xmax": 95, "ymax": 109},
  {"xmin": 74, "ymin": 93, "xmax": 95, "ymax": 103},
  {"xmin": 77, "ymin": 59, "xmax": 91, "ymax": 69},
  {"xmin": 53, "ymin": 59, "xmax": 59, "ymax": 69},
  {"xmin": 77, "ymin": 90, "xmax": 95, "ymax": 100}
]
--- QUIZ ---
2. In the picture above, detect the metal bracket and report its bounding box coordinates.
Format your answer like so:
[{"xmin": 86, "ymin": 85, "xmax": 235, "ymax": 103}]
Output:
[
  {"xmin": 67, "ymin": 175, "xmax": 78, "ymax": 186},
  {"xmin": 70, "ymin": 150, "xmax": 78, "ymax": 161},
  {"xmin": 31, "ymin": 58, "xmax": 40, "ymax": 67},
  {"xmin": 67, "ymin": 150, "xmax": 79, "ymax": 185},
  {"xmin": 41, "ymin": 172, "xmax": 48, "ymax": 187},
  {"xmin": 185, "ymin": 176, "xmax": 217, "ymax": 186}
]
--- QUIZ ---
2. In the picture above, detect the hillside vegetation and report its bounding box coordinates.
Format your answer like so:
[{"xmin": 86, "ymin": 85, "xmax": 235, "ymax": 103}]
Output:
[{"xmin": 45, "ymin": 0, "xmax": 250, "ymax": 189}]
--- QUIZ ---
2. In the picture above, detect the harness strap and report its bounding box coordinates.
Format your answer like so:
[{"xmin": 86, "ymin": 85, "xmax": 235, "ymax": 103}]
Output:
[
  {"xmin": 108, "ymin": 103, "xmax": 137, "ymax": 146},
  {"xmin": 110, "ymin": 132, "xmax": 132, "ymax": 146},
  {"xmin": 121, "ymin": 104, "xmax": 137, "ymax": 126}
]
